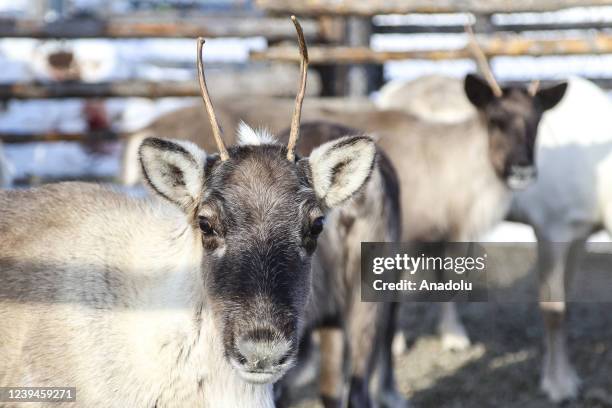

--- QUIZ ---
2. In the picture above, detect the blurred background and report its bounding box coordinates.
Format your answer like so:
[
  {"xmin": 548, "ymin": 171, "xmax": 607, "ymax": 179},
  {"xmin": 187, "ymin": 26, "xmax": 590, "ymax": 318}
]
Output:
[
  {"xmin": 1, "ymin": 1, "xmax": 612, "ymax": 407},
  {"xmin": 3, "ymin": 0, "xmax": 612, "ymax": 192}
]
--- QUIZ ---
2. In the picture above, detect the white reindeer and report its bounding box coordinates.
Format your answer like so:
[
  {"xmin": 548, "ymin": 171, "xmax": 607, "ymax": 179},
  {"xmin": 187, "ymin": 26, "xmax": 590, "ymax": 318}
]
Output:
[
  {"xmin": 509, "ymin": 76, "xmax": 612, "ymax": 402},
  {"xmin": 378, "ymin": 67, "xmax": 612, "ymax": 404}
]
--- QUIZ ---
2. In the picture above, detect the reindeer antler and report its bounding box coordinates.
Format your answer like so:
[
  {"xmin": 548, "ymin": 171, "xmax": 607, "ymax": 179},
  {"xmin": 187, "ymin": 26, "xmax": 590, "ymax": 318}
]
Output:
[
  {"xmin": 286, "ymin": 15, "xmax": 309, "ymax": 162},
  {"xmin": 465, "ymin": 25, "xmax": 503, "ymax": 98},
  {"xmin": 197, "ymin": 37, "xmax": 229, "ymax": 161}
]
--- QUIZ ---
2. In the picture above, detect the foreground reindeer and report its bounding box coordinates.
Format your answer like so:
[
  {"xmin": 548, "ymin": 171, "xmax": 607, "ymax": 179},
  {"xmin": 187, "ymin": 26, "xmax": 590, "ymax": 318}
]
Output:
[
  {"xmin": 0, "ymin": 18, "xmax": 377, "ymax": 407},
  {"xmin": 274, "ymin": 122, "xmax": 405, "ymax": 408}
]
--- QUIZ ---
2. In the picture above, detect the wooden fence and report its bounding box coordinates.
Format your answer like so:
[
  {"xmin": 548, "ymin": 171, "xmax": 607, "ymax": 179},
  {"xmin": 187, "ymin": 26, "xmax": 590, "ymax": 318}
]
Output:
[
  {"xmin": 254, "ymin": 0, "xmax": 612, "ymax": 96},
  {"xmin": 2, "ymin": 0, "xmax": 612, "ymax": 148}
]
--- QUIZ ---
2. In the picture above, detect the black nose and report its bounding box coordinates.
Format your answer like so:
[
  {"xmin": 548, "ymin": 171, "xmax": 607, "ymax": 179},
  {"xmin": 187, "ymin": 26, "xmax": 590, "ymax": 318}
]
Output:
[{"xmin": 513, "ymin": 157, "xmax": 533, "ymax": 168}]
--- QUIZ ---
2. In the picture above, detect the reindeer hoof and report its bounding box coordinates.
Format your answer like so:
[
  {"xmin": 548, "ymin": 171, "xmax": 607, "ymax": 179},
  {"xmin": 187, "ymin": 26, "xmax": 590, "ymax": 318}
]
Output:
[
  {"xmin": 377, "ymin": 389, "xmax": 411, "ymax": 408},
  {"xmin": 441, "ymin": 332, "xmax": 470, "ymax": 351},
  {"xmin": 438, "ymin": 322, "xmax": 471, "ymax": 351},
  {"xmin": 540, "ymin": 366, "xmax": 581, "ymax": 403}
]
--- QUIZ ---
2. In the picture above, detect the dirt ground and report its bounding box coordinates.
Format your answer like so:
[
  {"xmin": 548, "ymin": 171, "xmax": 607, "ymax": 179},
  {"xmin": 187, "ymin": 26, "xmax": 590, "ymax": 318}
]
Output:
[{"xmin": 288, "ymin": 246, "xmax": 612, "ymax": 408}]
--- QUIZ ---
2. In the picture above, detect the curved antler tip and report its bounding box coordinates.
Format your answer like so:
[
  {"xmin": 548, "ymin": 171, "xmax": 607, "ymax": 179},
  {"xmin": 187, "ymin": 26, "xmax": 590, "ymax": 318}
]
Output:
[{"xmin": 291, "ymin": 15, "xmax": 297, "ymax": 21}]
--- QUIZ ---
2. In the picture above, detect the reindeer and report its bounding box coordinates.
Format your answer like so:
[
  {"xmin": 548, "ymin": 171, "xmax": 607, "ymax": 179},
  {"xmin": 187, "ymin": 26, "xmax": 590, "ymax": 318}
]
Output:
[
  {"xmin": 273, "ymin": 122, "xmax": 406, "ymax": 408},
  {"xmin": 363, "ymin": 28, "xmax": 565, "ymax": 352},
  {"xmin": 376, "ymin": 33, "xmax": 609, "ymax": 404},
  {"xmin": 0, "ymin": 17, "xmax": 378, "ymax": 408},
  {"xmin": 505, "ymin": 75, "xmax": 612, "ymax": 402}
]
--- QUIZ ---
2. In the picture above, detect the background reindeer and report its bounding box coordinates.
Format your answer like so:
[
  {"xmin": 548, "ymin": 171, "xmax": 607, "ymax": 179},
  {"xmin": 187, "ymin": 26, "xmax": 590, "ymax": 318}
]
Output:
[
  {"xmin": 0, "ymin": 18, "xmax": 378, "ymax": 408},
  {"xmin": 506, "ymin": 75, "xmax": 612, "ymax": 402},
  {"xmin": 273, "ymin": 121, "xmax": 406, "ymax": 408},
  {"xmin": 376, "ymin": 45, "xmax": 612, "ymax": 405}
]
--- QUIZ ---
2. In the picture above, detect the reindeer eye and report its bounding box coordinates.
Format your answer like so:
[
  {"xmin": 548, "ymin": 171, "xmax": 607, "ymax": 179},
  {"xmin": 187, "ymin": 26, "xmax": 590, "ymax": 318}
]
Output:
[
  {"xmin": 310, "ymin": 216, "xmax": 325, "ymax": 236},
  {"xmin": 199, "ymin": 216, "xmax": 216, "ymax": 236}
]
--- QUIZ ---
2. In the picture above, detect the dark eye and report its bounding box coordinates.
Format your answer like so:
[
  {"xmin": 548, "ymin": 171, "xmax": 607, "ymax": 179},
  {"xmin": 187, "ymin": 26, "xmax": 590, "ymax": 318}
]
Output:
[
  {"xmin": 199, "ymin": 216, "xmax": 216, "ymax": 236},
  {"xmin": 310, "ymin": 216, "xmax": 325, "ymax": 236}
]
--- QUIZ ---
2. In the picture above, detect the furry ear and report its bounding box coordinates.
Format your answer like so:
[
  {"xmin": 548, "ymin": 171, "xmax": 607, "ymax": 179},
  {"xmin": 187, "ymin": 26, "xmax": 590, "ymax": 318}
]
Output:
[
  {"xmin": 306, "ymin": 135, "xmax": 376, "ymax": 208},
  {"xmin": 464, "ymin": 73, "xmax": 495, "ymax": 109},
  {"xmin": 139, "ymin": 137, "xmax": 205, "ymax": 211},
  {"xmin": 535, "ymin": 82, "xmax": 568, "ymax": 112}
]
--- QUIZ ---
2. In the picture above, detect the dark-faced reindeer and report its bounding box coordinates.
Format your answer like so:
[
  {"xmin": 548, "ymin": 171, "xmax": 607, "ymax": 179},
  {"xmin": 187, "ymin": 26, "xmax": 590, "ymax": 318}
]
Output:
[
  {"xmin": 273, "ymin": 122, "xmax": 406, "ymax": 408},
  {"xmin": 0, "ymin": 18, "xmax": 378, "ymax": 407},
  {"xmin": 377, "ymin": 28, "xmax": 567, "ymax": 352},
  {"xmin": 376, "ymin": 37, "xmax": 609, "ymax": 404}
]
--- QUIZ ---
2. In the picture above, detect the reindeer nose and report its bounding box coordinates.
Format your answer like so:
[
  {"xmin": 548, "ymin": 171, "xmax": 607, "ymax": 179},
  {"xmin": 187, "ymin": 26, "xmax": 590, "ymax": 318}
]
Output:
[
  {"xmin": 507, "ymin": 164, "xmax": 537, "ymax": 190},
  {"xmin": 235, "ymin": 328, "xmax": 292, "ymax": 372}
]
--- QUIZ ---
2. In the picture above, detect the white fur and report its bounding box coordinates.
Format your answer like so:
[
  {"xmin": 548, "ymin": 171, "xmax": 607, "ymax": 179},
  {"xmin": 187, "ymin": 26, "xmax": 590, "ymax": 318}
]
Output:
[
  {"xmin": 139, "ymin": 139, "xmax": 205, "ymax": 209},
  {"xmin": 308, "ymin": 136, "xmax": 376, "ymax": 208},
  {"xmin": 508, "ymin": 76, "xmax": 612, "ymax": 402},
  {"xmin": 237, "ymin": 121, "xmax": 277, "ymax": 146},
  {"xmin": 512, "ymin": 76, "xmax": 612, "ymax": 232},
  {"xmin": 376, "ymin": 75, "xmax": 476, "ymax": 124},
  {"xmin": 0, "ymin": 185, "xmax": 275, "ymax": 407},
  {"xmin": 121, "ymin": 131, "xmax": 150, "ymax": 186}
]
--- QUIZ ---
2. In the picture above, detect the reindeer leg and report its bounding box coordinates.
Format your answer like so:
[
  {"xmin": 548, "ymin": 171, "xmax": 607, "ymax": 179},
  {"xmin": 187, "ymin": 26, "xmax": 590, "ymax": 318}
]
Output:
[
  {"xmin": 434, "ymin": 242, "xmax": 470, "ymax": 351},
  {"xmin": 536, "ymin": 234, "xmax": 584, "ymax": 402},
  {"xmin": 438, "ymin": 302, "xmax": 470, "ymax": 351},
  {"xmin": 346, "ymin": 299, "xmax": 379, "ymax": 408},
  {"xmin": 375, "ymin": 302, "xmax": 410, "ymax": 408},
  {"xmin": 319, "ymin": 328, "xmax": 345, "ymax": 408}
]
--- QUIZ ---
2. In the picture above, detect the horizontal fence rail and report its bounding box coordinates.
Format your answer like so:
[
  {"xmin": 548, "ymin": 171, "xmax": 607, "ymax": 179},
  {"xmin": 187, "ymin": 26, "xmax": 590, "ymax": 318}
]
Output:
[
  {"xmin": 256, "ymin": 0, "xmax": 612, "ymax": 16},
  {"xmin": 252, "ymin": 33, "xmax": 612, "ymax": 64},
  {"xmin": 0, "ymin": 81, "xmax": 200, "ymax": 100},
  {"xmin": 0, "ymin": 15, "xmax": 319, "ymax": 40},
  {"xmin": 0, "ymin": 64, "xmax": 323, "ymax": 100},
  {"xmin": 0, "ymin": 130, "xmax": 125, "ymax": 144},
  {"xmin": 373, "ymin": 21, "xmax": 612, "ymax": 34}
]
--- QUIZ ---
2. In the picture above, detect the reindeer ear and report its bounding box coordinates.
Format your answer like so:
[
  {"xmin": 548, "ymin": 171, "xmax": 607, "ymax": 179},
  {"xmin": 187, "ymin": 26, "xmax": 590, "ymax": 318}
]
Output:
[
  {"xmin": 536, "ymin": 82, "xmax": 568, "ymax": 111},
  {"xmin": 139, "ymin": 137, "xmax": 205, "ymax": 211},
  {"xmin": 305, "ymin": 136, "xmax": 376, "ymax": 208},
  {"xmin": 464, "ymin": 73, "xmax": 495, "ymax": 109}
]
